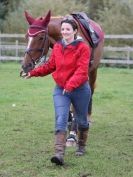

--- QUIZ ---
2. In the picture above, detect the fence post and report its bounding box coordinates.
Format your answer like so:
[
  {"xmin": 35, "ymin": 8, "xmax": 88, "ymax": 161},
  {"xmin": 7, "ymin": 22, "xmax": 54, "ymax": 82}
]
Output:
[
  {"xmin": 0, "ymin": 32, "xmax": 1, "ymax": 58},
  {"xmin": 127, "ymin": 47, "xmax": 130, "ymax": 68},
  {"xmin": 15, "ymin": 40, "xmax": 18, "ymax": 60}
]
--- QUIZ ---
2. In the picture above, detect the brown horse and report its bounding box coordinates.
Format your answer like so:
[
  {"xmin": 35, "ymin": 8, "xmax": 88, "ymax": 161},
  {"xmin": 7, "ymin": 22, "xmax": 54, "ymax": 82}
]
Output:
[{"xmin": 21, "ymin": 10, "xmax": 104, "ymax": 120}]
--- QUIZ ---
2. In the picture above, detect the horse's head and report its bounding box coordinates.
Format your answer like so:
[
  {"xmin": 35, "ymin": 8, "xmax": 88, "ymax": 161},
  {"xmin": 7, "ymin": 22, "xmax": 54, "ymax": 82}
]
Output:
[{"xmin": 20, "ymin": 10, "xmax": 51, "ymax": 77}]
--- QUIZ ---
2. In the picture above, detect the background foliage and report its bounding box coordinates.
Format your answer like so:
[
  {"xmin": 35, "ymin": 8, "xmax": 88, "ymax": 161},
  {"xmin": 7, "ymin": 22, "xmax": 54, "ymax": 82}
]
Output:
[{"xmin": 0, "ymin": 0, "xmax": 133, "ymax": 34}]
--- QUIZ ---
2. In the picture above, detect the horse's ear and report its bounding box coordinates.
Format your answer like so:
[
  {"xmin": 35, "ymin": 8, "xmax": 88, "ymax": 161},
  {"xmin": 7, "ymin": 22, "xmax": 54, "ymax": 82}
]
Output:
[
  {"xmin": 43, "ymin": 10, "xmax": 51, "ymax": 26},
  {"xmin": 24, "ymin": 11, "xmax": 35, "ymax": 25}
]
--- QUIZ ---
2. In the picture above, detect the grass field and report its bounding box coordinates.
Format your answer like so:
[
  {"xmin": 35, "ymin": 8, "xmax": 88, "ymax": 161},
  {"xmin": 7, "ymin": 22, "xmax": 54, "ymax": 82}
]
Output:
[{"xmin": 0, "ymin": 62, "xmax": 133, "ymax": 177}]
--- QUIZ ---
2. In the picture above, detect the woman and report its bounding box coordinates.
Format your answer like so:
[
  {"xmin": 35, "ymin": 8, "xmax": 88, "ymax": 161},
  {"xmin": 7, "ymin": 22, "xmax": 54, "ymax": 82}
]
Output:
[{"xmin": 25, "ymin": 18, "xmax": 91, "ymax": 166}]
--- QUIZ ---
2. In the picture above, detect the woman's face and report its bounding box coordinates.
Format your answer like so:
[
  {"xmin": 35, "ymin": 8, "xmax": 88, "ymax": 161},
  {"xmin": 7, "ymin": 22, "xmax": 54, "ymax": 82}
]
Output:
[{"xmin": 61, "ymin": 22, "xmax": 77, "ymax": 43}]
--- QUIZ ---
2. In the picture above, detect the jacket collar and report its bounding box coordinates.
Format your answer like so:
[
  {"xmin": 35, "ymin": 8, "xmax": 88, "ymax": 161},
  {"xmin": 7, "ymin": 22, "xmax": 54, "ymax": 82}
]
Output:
[{"xmin": 58, "ymin": 36, "xmax": 83, "ymax": 48}]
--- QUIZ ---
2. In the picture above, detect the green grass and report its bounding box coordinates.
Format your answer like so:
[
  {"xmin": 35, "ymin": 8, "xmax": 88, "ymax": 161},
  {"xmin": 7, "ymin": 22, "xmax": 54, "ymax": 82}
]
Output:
[{"xmin": 0, "ymin": 62, "xmax": 133, "ymax": 177}]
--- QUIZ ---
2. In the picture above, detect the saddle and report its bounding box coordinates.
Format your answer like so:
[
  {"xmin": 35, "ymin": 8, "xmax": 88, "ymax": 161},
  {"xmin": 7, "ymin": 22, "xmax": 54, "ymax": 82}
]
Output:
[{"xmin": 71, "ymin": 12, "xmax": 100, "ymax": 48}]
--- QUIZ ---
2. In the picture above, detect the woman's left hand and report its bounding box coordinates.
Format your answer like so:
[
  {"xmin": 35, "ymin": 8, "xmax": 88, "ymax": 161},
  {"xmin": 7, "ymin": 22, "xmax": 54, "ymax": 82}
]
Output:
[{"xmin": 62, "ymin": 89, "xmax": 70, "ymax": 95}]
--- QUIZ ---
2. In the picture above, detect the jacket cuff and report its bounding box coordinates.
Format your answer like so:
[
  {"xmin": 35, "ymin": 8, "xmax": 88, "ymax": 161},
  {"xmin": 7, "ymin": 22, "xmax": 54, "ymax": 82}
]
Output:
[{"xmin": 29, "ymin": 70, "xmax": 36, "ymax": 77}]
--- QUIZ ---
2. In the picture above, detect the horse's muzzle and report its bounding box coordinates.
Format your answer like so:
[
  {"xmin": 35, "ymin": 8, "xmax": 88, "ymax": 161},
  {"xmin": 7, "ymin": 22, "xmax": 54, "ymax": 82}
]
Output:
[{"xmin": 20, "ymin": 62, "xmax": 35, "ymax": 77}]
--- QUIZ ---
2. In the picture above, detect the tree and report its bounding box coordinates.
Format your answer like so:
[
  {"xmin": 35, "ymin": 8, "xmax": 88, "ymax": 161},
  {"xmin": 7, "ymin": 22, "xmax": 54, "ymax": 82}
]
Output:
[
  {"xmin": 2, "ymin": 0, "xmax": 133, "ymax": 36},
  {"xmin": 88, "ymin": 0, "xmax": 105, "ymax": 19},
  {"xmin": 0, "ymin": 0, "xmax": 22, "ymax": 32},
  {"xmin": 97, "ymin": 0, "xmax": 133, "ymax": 34},
  {"xmin": 96, "ymin": 0, "xmax": 133, "ymax": 46},
  {"xmin": 3, "ymin": 0, "xmax": 89, "ymax": 33},
  {"xmin": 0, "ymin": 0, "xmax": 8, "ymax": 31}
]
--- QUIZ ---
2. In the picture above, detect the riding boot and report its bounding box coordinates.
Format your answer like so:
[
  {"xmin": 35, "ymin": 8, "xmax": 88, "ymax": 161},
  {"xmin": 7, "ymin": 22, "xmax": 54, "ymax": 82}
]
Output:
[
  {"xmin": 51, "ymin": 131, "xmax": 66, "ymax": 165},
  {"xmin": 75, "ymin": 127, "xmax": 89, "ymax": 156}
]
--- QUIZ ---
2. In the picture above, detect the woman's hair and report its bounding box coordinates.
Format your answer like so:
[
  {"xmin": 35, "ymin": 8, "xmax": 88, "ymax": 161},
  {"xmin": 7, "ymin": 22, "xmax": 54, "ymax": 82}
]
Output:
[{"xmin": 61, "ymin": 18, "xmax": 78, "ymax": 31}]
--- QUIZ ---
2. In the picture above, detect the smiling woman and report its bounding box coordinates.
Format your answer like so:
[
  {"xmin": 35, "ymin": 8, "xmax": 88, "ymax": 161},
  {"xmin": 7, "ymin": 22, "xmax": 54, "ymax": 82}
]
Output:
[{"xmin": 60, "ymin": 18, "xmax": 78, "ymax": 43}]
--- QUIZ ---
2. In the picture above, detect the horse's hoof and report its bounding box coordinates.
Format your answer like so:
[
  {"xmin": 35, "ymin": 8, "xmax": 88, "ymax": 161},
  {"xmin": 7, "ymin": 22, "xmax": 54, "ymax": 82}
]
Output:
[
  {"xmin": 66, "ymin": 139, "xmax": 77, "ymax": 147},
  {"xmin": 66, "ymin": 133, "xmax": 77, "ymax": 147}
]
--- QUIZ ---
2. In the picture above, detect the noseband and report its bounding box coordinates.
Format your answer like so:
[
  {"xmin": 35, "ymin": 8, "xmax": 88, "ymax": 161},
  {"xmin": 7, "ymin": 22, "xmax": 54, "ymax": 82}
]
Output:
[{"xmin": 22, "ymin": 25, "xmax": 49, "ymax": 73}]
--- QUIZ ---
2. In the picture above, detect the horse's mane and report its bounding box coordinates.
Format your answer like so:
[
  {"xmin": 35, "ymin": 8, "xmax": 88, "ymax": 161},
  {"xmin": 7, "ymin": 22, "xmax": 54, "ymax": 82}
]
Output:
[
  {"xmin": 36, "ymin": 16, "xmax": 60, "ymax": 20},
  {"xmin": 51, "ymin": 16, "xmax": 63, "ymax": 19}
]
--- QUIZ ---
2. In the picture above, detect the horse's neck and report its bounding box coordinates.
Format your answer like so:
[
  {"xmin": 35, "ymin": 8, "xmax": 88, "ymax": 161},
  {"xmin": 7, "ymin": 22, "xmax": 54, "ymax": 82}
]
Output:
[
  {"xmin": 48, "ymin": 36, "xmax": 58, "ymax": 48},
  {"xmin": 48, "ymin": 17, "xmax": 63, "ymax": 48}
]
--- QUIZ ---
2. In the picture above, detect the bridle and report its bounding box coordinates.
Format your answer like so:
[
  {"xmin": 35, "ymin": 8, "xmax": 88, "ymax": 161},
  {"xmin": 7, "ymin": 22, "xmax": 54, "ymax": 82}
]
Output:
[{"xmin": 22, "ymin": 25, "xmax": 49, "ymax": 74}]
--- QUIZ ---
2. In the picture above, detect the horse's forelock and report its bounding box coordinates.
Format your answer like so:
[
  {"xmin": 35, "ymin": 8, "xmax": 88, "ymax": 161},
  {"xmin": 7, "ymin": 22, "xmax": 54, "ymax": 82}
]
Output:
[
  {"xmin": 36, "ymin": 16, "xmax": 44, "ymax": 20},
  {"xmin": 31, "ymin": 17, "xmax": 48, "ymax": 28}
]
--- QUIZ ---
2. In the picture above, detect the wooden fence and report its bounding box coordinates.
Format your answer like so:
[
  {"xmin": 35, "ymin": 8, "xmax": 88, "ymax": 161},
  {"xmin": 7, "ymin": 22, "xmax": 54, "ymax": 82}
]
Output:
[{"xmin": 0, "ymin": 34, "xmax": 133, "ymax": 66}]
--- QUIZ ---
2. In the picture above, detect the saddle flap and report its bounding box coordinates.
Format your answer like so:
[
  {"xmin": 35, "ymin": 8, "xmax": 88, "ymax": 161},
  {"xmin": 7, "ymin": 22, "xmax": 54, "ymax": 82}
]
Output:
[{"xmin": 71, "ymin": 12, "xmax": 100, "ymax": 48}]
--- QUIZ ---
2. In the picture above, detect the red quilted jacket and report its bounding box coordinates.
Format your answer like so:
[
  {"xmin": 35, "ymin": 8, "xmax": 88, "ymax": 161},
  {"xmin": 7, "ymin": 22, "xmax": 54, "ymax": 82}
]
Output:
[{"xmin": 29, "ymin": 40, "xmax": 91, "ymax": 91}]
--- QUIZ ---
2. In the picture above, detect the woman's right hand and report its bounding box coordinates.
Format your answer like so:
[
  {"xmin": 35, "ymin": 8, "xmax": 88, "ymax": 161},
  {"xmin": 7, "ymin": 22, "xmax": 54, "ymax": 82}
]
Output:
[
  {"xmin": 21, "ymin": 72, "xmax": 31, "ymax": 79},
  {"xmin": 62, "ymin": 89, "xmax": 70, "ymax": 95},
  {"xmin": 24, "ymin": 73, "xmax": 31, "ymax": 79}
]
